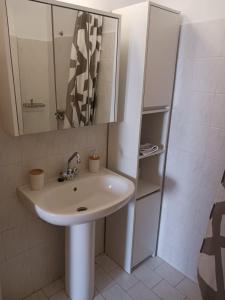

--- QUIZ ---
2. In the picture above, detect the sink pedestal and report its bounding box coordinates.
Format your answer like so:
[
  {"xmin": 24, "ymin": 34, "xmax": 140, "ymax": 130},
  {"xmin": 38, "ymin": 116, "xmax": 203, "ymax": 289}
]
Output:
[{"xmin": 65, "ymin": 222, "xmax": 95, "ymax": 300}]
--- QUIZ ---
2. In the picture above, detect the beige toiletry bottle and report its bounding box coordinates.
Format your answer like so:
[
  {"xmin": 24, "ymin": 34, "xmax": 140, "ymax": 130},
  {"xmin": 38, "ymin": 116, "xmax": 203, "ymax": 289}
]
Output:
[{"xmin": 89, "ymin": 150, "xmax": 100, "ymax": 173}]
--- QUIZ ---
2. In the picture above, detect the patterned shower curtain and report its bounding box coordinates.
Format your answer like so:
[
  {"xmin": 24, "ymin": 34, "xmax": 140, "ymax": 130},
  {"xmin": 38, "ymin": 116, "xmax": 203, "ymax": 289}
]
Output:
[
  {"xmin": 198, "ymin": 171, "xmax": 225, "ymax": 300},
  {"xmin": 66, "ymin": 11, "xmax": 103, "ymax": 127}
]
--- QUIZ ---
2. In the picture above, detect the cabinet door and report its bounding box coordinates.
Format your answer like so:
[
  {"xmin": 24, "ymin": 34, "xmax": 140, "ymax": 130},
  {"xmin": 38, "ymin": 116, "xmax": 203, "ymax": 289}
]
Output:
[
  {"xmin": 132, "ymin": 192, "xmax": 161, "ymax": 267},
  {"xmin": 143, "ymin": 6, "xmax": 180, "ymax": 109},
  {"xmin": 6, "ymin": 0, "xmax": 57, "ymax": 134}
]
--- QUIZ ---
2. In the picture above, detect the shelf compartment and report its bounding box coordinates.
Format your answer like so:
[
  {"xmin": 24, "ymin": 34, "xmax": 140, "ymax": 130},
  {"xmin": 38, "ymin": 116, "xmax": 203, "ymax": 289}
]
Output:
[
  {"xmin": 139, "ymin": 146, "xmax": 165, "ymax": 160},
  {"xmin": 142, "ymin": 106, "xmax": 170, "ymax": 115},
  {"xmin": 137, "ymin": 178, "xmax": 160, "ymax": 199},
  {"xmin": 138, "ymin": 154, "xmax": 164, "ymax": 191},
  {"xmin": 140, "ymin": 113, "xmax": 169, "ymax": 154}
]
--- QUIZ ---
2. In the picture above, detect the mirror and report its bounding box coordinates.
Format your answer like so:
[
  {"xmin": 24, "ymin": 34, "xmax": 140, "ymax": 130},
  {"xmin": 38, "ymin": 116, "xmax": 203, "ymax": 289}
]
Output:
[
  {"xmin": 7, "ymin": 0, "xmax": 57, "ymax": 134},
  {"xmin": 6, "ymin": 0, "xmax": 119, "ymax": 134},
  {"xmin": 53, "ymin": 7, "xmax": 119, "ymax": 129}
]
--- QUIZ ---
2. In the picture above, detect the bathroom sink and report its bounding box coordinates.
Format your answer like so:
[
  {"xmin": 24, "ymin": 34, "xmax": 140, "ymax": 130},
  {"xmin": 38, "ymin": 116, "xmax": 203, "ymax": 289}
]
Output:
[
  {"xmin": 17, "ymin": 168, "xmax": 135, "ymax": 300},
  {"xmin": 17, "ymin": 168, "xmax": 135, "ymax": 226}
]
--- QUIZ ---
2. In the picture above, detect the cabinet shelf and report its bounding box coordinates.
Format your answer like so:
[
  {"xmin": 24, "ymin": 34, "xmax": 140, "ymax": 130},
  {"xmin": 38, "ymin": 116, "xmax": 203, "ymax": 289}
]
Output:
[
  {"xmin": 142, "ymin": 106, "xmax": 170, "ymax": 115},
  {"xmin": 137, "ymin": 179, "xmax": 160, "ymax": 200},
  {"xmin": 139, "ymin": 147, "xmax": 165, "ymax": 160}
]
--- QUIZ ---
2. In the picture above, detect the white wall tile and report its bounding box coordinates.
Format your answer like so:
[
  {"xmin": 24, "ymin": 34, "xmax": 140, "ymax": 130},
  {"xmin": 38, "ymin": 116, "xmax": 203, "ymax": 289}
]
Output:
[
  {"xmin": 216, "ymin": 58, "xmax": 225, "ymax": 93},
  {"xmin": 0, "ymin": 233, "xmax": 5, "ymax": 264},
  {"xmin": 193, "ymin": 59, "xmax": 219, "ymax": 93},
  {"xmin": 194, "ymin": 20, "xmax": 225, "ymax": 58},
  {"xmin": 220, "ymin": 34, "xmax": 225, "ymax": 56},
  {"xmin": 177, "ymin": 24, "xmax": 198, "ymax": 60},
  {"xmin": 20, "ymin": 132, "xmax": 54, "ymax": 161},
  {"xmin": 0, "ymin": 252, "xmax": 33, "ymax": 300},
  {"xmin": 2, "ymin": 226, "xmax": 29, "ymax": 260},
  {"xmin": 182, "ymin": 92, "xmax": 213, "ymax": 126},
  {"xmin": 173, "ymin": 58, "xmax": 194, "ymax": 108},
  {"xmin": 212, "ymin": 94, "xmax": 225, "ymax": 129},
  {"xmin": 0, "ymin": 196, "xmax": 29, "ymax": 233},
  {"xmin": 0, "ymin": 163, "xmax": 23, "ymax": 199},
  {"xmin": 205, "ymin": 127, "xmax": 225, "ymax": 163},
  {"xmin": 0, "ymin": 126, "xmax": 22, "ymax": 166}
]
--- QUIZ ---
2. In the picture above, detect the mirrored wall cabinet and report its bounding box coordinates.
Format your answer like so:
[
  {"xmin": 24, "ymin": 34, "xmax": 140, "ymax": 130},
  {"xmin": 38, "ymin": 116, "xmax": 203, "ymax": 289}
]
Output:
[{"xmin": 0, "ymin": 0, "xmax": 120, "ymax": 135}]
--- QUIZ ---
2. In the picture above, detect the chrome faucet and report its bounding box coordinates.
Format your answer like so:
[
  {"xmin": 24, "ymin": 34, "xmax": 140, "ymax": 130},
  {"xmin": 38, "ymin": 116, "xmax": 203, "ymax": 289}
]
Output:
[{"xmin": 58, "ymin": 151, "xmax": 81, "ymax": 181}]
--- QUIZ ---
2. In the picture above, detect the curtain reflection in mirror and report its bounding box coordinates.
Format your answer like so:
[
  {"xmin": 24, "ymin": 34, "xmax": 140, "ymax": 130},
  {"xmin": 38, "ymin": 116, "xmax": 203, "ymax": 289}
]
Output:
[{"xmin": 66, "ymin": 12, "xmax": 103, "ymax": 127}]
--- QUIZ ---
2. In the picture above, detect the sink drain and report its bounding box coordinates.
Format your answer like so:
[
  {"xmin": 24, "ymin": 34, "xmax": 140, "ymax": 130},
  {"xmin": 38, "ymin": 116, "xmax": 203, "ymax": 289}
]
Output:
[{"xmin": 77, "ymin": 207, "xmax": 88, "ymax": 212}]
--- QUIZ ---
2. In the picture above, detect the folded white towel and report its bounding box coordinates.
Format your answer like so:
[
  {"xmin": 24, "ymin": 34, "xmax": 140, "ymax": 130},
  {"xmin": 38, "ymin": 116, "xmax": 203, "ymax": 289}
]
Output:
[{"xmin": 140, "ymin": 143, "xmax": 159, "ymax": 156}]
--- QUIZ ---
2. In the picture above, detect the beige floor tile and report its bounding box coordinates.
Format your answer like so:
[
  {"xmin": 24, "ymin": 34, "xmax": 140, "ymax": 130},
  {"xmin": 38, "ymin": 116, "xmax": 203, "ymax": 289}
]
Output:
[
  {"xmin": 144, "ymin": 256, "xmax": 165, "ymax": 270},
  {"xmin": 42, "ymin": 278, "xmax": 64, "ymax": 298},
  {"xmin": 155, "ymin": 262, "xmax": 185, "ymax": 286},
  {"xmin": 128, "ymin": 282, "xmax": 161, "ymax": 300},
  {"xmin": 102, "ymin": 284, "xmax": 132, "ymax": 300},
  {"xmin": 49, "ymin": 290, "xmax": 69, "ymax": 300},
  {"xmin": 94, "ymin": 294, "xmax": 105, "ymax": 300},
  {"xmin": 24, "ymin": 291, "xmax": 48, "ymax": 300},
  {"xmin": 110, "ymin": 266, "xmax": 138, "ymax": 290},
  {"xmin": 176, "ymin": 278, "xmax": 202, "ymax": 300},
  {"xmin": 153, "ymin": 280, "xmax": 185, "ymax": 300},
  {"xmin": 133, "ymin": 264, "xmax": 162, "ymax": 289},
  {"xmin": 95, "ymin": 265, "xmax": 116, "ymax": 292},
  {"xmin": 96, "ymin": 254, "xmax": 118, "ymax": 273}
]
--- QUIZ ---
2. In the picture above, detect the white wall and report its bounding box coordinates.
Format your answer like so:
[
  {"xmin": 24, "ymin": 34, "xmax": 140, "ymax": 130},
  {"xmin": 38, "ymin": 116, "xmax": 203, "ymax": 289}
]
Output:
[{"xmin": 158, "ymin": 16, "xmax": 225, "ymax": 280}]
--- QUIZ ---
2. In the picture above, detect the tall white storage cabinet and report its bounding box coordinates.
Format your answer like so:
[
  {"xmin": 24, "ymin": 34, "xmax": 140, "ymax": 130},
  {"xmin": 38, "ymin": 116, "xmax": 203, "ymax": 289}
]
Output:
[{"xmin": 106, "ymin": 2, "xmax": 181, "ymax": 272}]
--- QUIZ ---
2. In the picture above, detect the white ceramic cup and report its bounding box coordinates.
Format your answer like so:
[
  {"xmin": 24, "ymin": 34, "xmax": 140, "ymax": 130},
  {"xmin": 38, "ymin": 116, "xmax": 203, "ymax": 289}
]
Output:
[
  {"xmin": 89, "ymin": 158, "xmax": 100, "ymax": 173},
  {"xmin": 30, "ymin": 169, "xmax": 45, "ymax": 191}
]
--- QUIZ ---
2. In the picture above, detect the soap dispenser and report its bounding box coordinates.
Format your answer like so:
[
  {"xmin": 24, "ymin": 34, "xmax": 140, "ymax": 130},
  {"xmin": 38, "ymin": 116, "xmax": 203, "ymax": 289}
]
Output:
[{"xmin": 89, "ymin": 150, "xmax": 100, "ymax": 173}]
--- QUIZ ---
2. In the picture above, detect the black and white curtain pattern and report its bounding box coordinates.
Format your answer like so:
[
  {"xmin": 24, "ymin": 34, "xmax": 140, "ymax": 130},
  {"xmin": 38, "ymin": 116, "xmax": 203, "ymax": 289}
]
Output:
[
  {"xmin": 89, "ymin": 13, "xmax": 103, "ymax": 124},
  {"xmin": 66, "ymin": 11, "xmax": 103, "ymax": 127},
  {"xmin": 198, "ymin": 171, "xmax": 225, "ymax": 300}
]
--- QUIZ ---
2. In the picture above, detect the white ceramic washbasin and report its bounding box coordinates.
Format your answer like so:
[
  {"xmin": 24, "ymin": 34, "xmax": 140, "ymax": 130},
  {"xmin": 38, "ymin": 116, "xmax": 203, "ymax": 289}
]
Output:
[
  {"xmin": 17, "ymin": 168, "xmax": 135, "ymax": 300},
  {"xmin": 18, "ymin": 168, "xmax": 135, "ymax": 226}
]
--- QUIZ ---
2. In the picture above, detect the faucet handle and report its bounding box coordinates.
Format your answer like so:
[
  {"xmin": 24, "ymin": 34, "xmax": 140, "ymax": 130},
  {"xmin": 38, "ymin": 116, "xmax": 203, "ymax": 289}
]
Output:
[
  {"xmin": 77, "ymin": 154, "xmax": 81, "ymax": 164},
  {"xmin": 67, "ymin": 168, "xmax": 73, "ymax": 175},
  {"xmin": 73, "ymin": 167, "xmax": 79, "ymax": 175}
]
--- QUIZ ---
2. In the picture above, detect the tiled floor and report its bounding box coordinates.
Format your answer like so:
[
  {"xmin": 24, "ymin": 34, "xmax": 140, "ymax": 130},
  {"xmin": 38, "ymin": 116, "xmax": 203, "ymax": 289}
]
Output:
[{"xmin": 24, "ymin": 255, "xmax": 202, "ymax": 300}]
